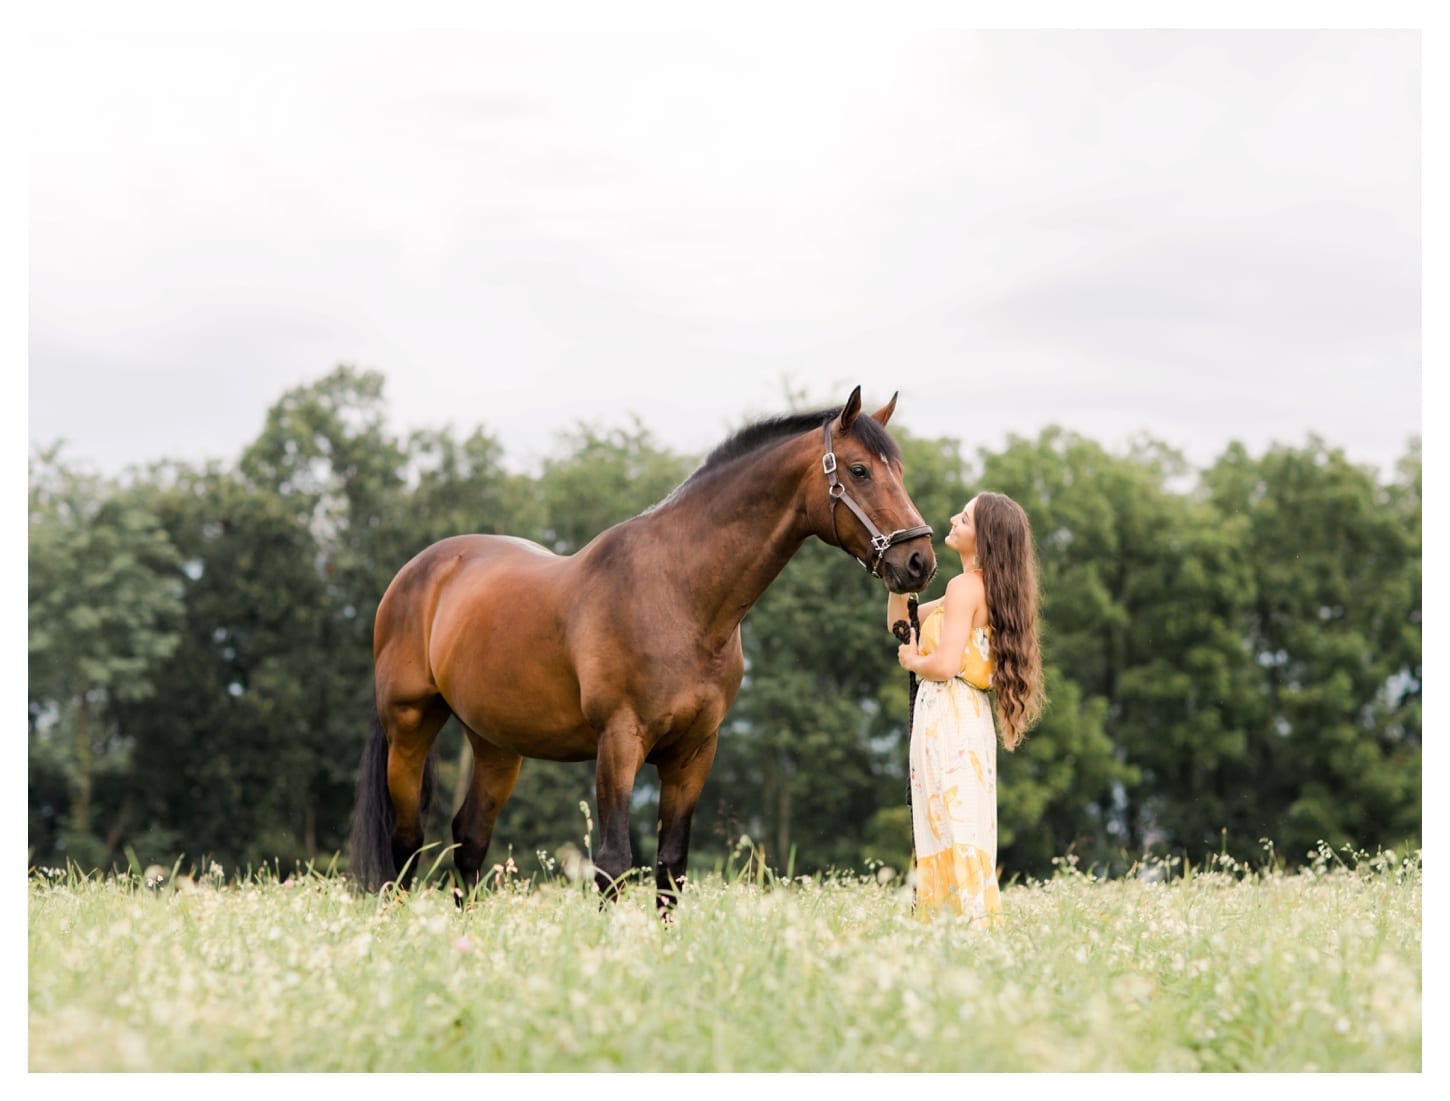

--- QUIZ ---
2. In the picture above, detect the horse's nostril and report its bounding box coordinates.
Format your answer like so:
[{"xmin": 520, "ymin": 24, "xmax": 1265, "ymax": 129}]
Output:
[{"xmin": 909, "ymin": 551, "xmax": 926, "ymax": 577}]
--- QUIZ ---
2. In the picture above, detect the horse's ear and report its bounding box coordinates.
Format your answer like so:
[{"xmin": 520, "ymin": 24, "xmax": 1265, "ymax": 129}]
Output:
[
  {"xmin": 838, "ymin": 386, "xmax": 863, "ymax": 433},
  {"xmin": 872, "ymin": 391, "xmax": 899, "ymax": 427}
]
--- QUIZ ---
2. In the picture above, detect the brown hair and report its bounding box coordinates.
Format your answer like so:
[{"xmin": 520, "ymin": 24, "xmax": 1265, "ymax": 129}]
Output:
[{"xmin": 974, "ymin": 491, "xmax": 1045, "ymax": 750}]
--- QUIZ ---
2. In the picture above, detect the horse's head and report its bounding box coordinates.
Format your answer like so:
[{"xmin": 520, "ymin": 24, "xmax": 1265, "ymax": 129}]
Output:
[{"xmin": 813, "ymin": 387, "xmax": 936, "ymax": 594}]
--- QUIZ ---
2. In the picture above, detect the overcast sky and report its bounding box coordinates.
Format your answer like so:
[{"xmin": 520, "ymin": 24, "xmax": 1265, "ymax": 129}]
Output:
[{"xmin": 27, "ymin": 28, "xmax": 1421, "ymax": 481}]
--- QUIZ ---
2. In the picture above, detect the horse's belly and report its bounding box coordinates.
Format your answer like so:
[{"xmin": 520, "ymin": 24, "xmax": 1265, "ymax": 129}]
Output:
[
  {"xmin": 469, "ymin": 713, "xmax": 599, "ymax": 763},
  {"xmin": 443, "ymin": 672, "xmax": 598, "ymax": 762}
]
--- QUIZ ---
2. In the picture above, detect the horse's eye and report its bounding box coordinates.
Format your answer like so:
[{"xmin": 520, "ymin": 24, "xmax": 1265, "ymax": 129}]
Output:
[{"xmin": 849, "ymin": 464, "xmax": 870, "ymax": 479}]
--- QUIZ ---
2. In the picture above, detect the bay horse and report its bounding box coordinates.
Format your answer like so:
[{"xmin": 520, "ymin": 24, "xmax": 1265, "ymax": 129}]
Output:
[{"xmin": 349, "ymin": 387, "xmax": 936, "ymax": 908}]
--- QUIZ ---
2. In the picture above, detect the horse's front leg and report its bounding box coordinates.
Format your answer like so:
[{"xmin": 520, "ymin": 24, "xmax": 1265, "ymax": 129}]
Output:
[
  {"xmin": 592, "ymin": 714, "xmax": 648, "ymax": 900},
  {"xmin": 654, "ymin": 732, "xmax": 719, "ymax": 913}
]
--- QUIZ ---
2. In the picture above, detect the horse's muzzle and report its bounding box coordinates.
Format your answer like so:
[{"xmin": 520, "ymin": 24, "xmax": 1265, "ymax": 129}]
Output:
[{"xmin": 882, "ymin": 542, "xmax": 936, "ymax": 594}]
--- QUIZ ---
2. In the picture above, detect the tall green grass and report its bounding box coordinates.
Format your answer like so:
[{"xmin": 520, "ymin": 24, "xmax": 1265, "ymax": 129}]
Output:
[{"xmin": 28, "ymin": 842, "xmax": 1420, "ymax": 1072}]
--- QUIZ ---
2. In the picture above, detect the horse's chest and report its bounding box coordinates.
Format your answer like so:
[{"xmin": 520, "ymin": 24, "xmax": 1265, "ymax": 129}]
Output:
[
  {"xmin": 653, "ymin": 653, "xmax": 742, "ymax": 732},
  {"xmin": 677, "ymin": 646, "xmax": 743, "ymax": 687}
]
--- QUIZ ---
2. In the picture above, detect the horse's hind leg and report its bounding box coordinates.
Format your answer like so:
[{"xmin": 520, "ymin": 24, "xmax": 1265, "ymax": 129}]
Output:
[
  {"xmin": 382, "ymin": 695, "xmax": 452, "ymax": 887},
  {"xmin": 452, "ymin": 729, "xmax": 523, "ymax": 894}
]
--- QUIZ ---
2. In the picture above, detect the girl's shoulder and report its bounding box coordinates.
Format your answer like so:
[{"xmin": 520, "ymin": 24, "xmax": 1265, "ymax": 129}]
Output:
[{"xmin": 945, "ymin": 569, "xmax": 985, "ymax": 599}]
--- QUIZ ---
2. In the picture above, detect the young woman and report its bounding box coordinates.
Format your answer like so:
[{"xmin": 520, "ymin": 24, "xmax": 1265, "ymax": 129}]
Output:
[{"xmin": 887, "ymin": 491, "xmax": 1045, "ymax": 922}]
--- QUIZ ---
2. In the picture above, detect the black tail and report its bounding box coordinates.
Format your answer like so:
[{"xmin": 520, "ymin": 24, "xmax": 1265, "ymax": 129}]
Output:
[
  {"xmin": 348, "ymin": 706, "xmax": 438, "ymax": 892},
  {"xmin": 349, "ymin": 708, "xmax": 396, "ymax": 891}
]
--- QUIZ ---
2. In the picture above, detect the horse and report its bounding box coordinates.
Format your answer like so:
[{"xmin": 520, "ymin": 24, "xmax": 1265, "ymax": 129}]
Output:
[{"xmin": 348, "ymin": 386, "xmax": 936, "ymax": 909}]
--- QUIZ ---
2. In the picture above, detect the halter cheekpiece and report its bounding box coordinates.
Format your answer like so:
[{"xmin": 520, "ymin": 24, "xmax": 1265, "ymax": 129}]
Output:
[{"xmin": 822, "ymin": 419, "xmax": 934, "ymax": 577}]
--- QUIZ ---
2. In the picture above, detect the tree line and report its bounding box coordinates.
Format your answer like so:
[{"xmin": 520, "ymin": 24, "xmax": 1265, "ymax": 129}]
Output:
[{"xmin": 28, "ymin": 367, "xmax": 1422, "ymax": 881}]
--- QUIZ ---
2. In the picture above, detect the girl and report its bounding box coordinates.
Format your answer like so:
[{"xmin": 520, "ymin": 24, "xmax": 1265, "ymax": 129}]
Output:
[{"xmin": 887, "ymin": 491, "xmax": 1045, "ymax": 921}]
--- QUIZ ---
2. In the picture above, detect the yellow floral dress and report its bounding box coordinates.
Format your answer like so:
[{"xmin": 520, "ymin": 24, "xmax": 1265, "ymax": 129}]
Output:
[{"xmin": 909, "ymin": 604, "xmax": 1001, "ymax": 923}]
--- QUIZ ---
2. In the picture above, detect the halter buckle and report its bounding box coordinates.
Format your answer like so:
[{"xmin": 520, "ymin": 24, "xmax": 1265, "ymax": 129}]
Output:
[{"xmin": 822, "ymin": 452, "xmax": 837, "ymax": 476}]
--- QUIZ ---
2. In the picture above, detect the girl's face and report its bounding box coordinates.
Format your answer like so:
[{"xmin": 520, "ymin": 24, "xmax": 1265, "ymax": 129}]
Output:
[{"xmin": 945, "ymin": 498, "xmax": 979, "ymax": 561}]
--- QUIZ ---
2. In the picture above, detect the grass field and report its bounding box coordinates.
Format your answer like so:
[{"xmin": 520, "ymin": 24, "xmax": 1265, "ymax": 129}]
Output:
[{"xmin": 28, "ymin": 843, "xmax": 1421, "ymax": 1073}]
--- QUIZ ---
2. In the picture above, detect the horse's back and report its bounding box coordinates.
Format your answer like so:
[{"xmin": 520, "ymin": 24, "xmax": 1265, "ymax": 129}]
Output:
[
  {"xmin": 380, "ymin": 531, "xmax": 519, "ymax": 603},
  {"xmin": 376, "ymin": 533, "xmax": 566, "ymax": 648}
]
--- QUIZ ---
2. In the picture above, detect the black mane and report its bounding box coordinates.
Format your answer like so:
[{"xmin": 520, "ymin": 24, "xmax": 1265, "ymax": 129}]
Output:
[{"xmin": 676, "ymin": 405, "xmax": 901, "ymax": 493}]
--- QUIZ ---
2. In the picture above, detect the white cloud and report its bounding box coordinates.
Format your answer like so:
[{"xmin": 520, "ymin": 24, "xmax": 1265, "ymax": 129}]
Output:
[{"xmin": 28, "ymin": 29, "xmax": 1420, "ymax": 478}]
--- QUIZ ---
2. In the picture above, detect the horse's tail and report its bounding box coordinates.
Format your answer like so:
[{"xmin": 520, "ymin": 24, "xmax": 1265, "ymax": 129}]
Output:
[
  {"xmin": 348, "ymin": 705, "xmax": 438, "ymax": 892},
  {"xmin": 349, "ymin": 708, "xmax": 395, "ymax": 891}
]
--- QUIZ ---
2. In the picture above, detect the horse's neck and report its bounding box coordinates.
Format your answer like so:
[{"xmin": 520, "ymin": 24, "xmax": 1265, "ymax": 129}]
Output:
[{"xmin": 636, "ymin": 441, "xmax": 815, "ymax": 643}]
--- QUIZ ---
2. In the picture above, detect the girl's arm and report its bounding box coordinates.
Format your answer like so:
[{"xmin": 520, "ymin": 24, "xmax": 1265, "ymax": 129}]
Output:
[
  {"xmin": 886, "ymin": 591, "xmax": 914, "ymax": 635},
  {"xmin": 897, "ymin": 572, "xmax": 983, "ymax": 681},
  {"xmin": 886, "ymin": 590, "xmax": 944, "ymax": 634}
]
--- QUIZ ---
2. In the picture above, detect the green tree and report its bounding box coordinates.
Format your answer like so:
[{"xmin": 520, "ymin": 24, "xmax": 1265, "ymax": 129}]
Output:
[
  {"xmin": 28, "ymin": 449, "xmax": 183, "ymax": 868},
  {"xmin": 974, "ymin": 432, "xmax": 1140, "ymax": 871},
  {"xmin": 117, "ymin": 463, "xmax": 340, "ymax": 867},
  {"xmin": 535, "ymin": 417, "xmax": 691, "ymax": 553},
  {"xmin": 1202, "ymin": 437, "xmax": 1421, "ymax": 859},
  {"xmin": 99, "ymin": 367, "xmax": 418, "ymax": 871},
  {"xmin": 28, "ymin": 365, "xmax": 1419, "ymax": 881},
  {"xmin": 235, "ymin": 367, "xmax": 416, "ymax": 864},
  {"xmin": 402, "ymin": 425, "xmax": 545, "ymax": 551},
  {"xmin": 239, "ymin": 364, "xmax": 409, "ymax": 602},
  {"xmin": 125, "ymin": 384, "xmax": 551, "ymax": 871}
]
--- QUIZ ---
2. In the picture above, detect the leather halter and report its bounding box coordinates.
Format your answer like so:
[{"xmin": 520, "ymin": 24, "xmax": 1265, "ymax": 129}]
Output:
[{"xmin": 821, "ymin": 419, "xmax": 934, "ymax": 577}]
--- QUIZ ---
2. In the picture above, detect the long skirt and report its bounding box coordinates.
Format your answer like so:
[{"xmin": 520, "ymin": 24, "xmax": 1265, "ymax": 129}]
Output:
[{"xmin": 909, "ymin": 677, "xmax": 1001, "ymax": 923}]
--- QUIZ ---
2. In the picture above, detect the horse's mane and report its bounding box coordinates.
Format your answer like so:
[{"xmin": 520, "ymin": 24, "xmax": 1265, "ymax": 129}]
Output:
[{"xmin": 674, "ymin": 405, "xmax": 901, "ymax": 495}]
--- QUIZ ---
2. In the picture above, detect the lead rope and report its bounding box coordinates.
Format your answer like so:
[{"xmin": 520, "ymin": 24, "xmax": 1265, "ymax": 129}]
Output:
[
  {"xmin": 890, "ymin": 594, "xmax": 922, "ymax": 806},
  {"xmin": 890, "ymin": 594, "xmax": 922, "ymax": 908}
]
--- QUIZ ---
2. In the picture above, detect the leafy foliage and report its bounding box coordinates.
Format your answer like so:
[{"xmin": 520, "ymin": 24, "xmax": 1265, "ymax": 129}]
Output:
[
  {"xmin": 29, "ymin": 449, "xmax": 184, "ymax": 868},
  {"xmin": 26, "ymin": 372, "xmax": 1422, "ymax": 879}
]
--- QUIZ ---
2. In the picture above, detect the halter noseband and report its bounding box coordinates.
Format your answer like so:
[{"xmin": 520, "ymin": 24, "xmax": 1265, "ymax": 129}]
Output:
[{"xmin": 822, "ymin": 420, "xmax": 934, "ymax": 577}]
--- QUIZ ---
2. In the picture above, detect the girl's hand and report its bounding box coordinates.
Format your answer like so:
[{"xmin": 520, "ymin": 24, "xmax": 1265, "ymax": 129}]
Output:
[{"xmin": 897, "ymin": 636, "xmax": 920, "ymax": 672}]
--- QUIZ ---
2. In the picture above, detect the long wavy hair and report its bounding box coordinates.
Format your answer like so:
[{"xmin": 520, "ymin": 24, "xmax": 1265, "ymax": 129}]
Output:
[{"xmin": 974, "ymin": 491, "xmax": 1045, "ymax": 750}]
